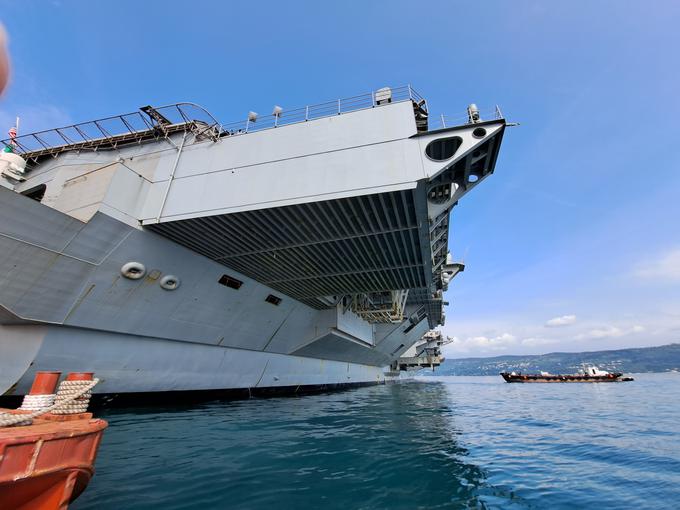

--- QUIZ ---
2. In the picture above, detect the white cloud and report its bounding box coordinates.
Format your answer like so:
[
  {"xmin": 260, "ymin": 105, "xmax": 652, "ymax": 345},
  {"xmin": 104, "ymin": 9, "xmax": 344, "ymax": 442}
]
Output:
[
  {"xmin": 575, "ymin": 324, "xmax": 644, "ymax": 341},
  {"xmin": 444, "ymin": 316, "xmax": 661, "ymax": 357},
  {"xmin": 521, "ymin": 336, "xmax": 557, "ymax": 346},
  {"xmin": 545, "ymin": 314, "xmax": 576, "ymax": 327},
  {"xmin": 452, "ymin": 332, "xmax": 517, "ymax": 353},
  {"xmin": 634, "ymin": 247, "xmax": 680, "ymax": 283}
]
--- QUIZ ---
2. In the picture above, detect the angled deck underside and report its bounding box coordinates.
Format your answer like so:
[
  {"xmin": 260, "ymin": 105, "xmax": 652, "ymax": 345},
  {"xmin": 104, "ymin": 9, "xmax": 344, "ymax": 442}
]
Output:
[
  {"xmin": 145, "ymin": 122, "xmax": 505, "ymax": 329},
  {"xmin": 146, "ymin": 189, "xmax": 431, "ymax": 310}
]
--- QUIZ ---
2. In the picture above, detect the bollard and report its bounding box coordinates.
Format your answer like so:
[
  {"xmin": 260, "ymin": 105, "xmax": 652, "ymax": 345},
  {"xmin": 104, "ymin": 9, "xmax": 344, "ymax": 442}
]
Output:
[
  {"xmin": 19, "ymin": 371, "xmax": 62, "ymax": 411},
  {"xmin": 28, "ymin": 371, "xmax": 61, "ymax": 395},
  {"xmin": 65, "ymin": 372, "xmax": 94, "ymax": 381}
]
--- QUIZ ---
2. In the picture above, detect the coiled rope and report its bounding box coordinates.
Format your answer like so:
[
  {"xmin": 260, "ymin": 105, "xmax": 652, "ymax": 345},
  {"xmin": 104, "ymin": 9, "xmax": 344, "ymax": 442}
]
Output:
[
  {"xmin": 51, "ymin": 380, "xmax": 95, "ymax": 414},
  {"xmin": 0, "ymin": 378, "xmax": 99, "ymax": 428},
  {"xmin": 19, "ymin": 394, "xmax": 56, "ymax": 411}
]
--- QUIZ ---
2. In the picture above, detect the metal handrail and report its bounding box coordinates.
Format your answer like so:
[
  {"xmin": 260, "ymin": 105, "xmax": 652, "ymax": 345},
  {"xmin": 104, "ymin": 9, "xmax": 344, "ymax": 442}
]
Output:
[
  {"xmin": 430, "ymin": 105, "xmax": 505, "ymax": 130},
  {"xmin": 221, "ymin": 84, "xmax": 424, "ymax": 135},
  {"xmin": 1, "ymin": 102, "xmax": 222, "ymax": 163},
  {"xmin": 1, "ymin": 85, "xmax": 427, "ymax": 163}
]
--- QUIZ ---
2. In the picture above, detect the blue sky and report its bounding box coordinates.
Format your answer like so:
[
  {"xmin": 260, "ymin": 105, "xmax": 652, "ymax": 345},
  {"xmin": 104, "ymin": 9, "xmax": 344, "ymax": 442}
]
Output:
[{"xmin": 2, "ymin": 1, "xmax": 679, "ymax": 357}]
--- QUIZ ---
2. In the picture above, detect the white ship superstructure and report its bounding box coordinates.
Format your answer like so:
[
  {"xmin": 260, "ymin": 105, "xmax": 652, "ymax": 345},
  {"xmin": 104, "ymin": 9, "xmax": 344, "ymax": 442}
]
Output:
[
  {"xmin": 393, "ymin": 330, "xmax": 453, "ymax": 373},
  {"xmin": 0, "ymin": 86, "xmax": 506, "ymax": 396}
]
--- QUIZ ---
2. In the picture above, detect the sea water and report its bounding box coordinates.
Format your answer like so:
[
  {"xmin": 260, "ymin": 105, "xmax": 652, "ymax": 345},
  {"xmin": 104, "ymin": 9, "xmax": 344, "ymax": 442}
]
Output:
[{"xmin": 72, "ymin": 373, "xmax": 680, "ymax": 509}]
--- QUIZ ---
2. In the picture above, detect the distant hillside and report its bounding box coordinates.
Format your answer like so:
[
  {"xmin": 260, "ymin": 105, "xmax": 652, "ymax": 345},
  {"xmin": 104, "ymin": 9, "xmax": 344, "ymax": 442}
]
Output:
[{"xmin": 433, "ymin": 343, "xmax": 680, "ymax": 376}]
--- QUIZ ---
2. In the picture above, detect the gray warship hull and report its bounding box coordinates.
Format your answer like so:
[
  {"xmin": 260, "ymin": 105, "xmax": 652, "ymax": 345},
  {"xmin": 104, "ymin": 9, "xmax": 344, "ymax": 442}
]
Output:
[
  {"xmin": 0, "ymin": 187, "xmax": 393, "ymax": 395},
  {"xmin": 0, "ymin": 87, "xmax": 506, "ymax": 396}
]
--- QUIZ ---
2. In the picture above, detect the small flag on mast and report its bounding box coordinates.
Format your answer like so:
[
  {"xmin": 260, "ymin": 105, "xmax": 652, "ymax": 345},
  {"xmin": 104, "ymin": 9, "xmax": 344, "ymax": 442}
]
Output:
[{"xmin": 8, "ymin": 116, "xmax": 18, "ymax": 147}]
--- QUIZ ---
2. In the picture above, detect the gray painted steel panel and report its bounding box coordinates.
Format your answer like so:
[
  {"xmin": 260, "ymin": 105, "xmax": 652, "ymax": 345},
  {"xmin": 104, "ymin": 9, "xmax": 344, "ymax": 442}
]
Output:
[
  {"xmin": 62, "ymin": 212, "xmax": 131, "ymax": 263},
  {"xmin": 292, "ymin": 331, "xmax": 391, "ymax": 366},
  {"xmin": 0, "ymin": 186, "xmax": 84, "ymax": 253},
  {"xmin": 6, "ymin": 325, "xmax": 384, "ymax": 395},
  {"xmin": 0, "ymin": 325, "xmax": 46, "ymax": 394}
]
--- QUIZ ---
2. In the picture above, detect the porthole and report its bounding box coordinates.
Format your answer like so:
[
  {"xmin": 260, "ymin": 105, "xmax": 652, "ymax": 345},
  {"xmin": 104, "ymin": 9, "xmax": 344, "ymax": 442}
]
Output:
[
  {"xmin": 468, "ymin": 174, "xmax": 480, "ymax": 183},
  {"xmin": 160, "ymin": 275, "xmax": 180, "ymax": 290},
  {"xmin": 121, "ymin": 262, "xmax": 146, "ymax": 280},
  {"xmin": 425, "ymin": 136, "xmax": 462, "ymax": 161},
  {"xmin": 472, "ymin": 127, "xmax": 487, "ymax": 139}
]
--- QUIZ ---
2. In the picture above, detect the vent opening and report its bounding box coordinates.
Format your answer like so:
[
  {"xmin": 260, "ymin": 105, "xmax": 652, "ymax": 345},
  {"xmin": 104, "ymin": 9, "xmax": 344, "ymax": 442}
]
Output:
[
  {"xmin": 425, "ymin": 136, "xmax": 462, "ymax": 161},
  {"xmin": 219, "ymin": 275, "xmax": 243, "ymax": 290},
  {"xmin": 403, "ymin": 321, "xmax": 417, "ymax": 334},
  {"xmin": 391, "ymin": 343, "xmax": 405, "ymax": 355},
  {"xmin": 265, "ymin": 294, "xmax": 282, "ymax": 306},
  {"xmin": 21, "ymin": 184, "xmax": 47, "ymax": 202}
]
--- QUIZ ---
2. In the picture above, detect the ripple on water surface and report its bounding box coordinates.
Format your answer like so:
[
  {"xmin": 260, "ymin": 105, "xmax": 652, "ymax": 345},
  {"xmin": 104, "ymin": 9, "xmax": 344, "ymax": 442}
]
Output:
[{"xmin": 72, "ymin": 373, "xmax": 680, "ymax": 509}]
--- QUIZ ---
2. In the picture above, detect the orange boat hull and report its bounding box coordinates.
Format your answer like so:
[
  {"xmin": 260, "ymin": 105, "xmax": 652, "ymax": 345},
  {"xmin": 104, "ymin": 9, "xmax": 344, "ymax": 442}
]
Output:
[{"xmin": 0, "ymin": 411, "xmax": 107, "ymax": 510}]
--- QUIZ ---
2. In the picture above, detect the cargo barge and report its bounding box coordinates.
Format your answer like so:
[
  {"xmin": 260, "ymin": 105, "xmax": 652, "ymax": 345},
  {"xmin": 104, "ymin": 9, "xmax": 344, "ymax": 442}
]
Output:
[{"xmin": 501, "ymin": 366, "xmax": 634, "ymax": 383}]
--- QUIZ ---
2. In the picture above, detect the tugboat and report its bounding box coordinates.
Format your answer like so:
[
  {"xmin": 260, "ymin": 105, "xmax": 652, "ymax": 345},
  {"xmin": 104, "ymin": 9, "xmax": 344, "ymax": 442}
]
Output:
[
  {"xmin": 500, "ymin": 365, "xmax": 634, "ymax": 383},
  {"xmin": 0, "ymin": 371, "xmax": 107, "ymax": 509}
]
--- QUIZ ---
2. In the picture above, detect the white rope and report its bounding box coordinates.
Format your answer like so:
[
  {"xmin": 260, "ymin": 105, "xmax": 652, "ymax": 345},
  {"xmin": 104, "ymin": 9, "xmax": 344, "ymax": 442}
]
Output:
[
  {"xmin": 0, "ymin": 414, "xmax": 32, "ymax": 426},
  {"xmin": 51, "ymin": 380, "xmax": 94, "ymax": 415},
  {"xmin": 19, "ymin": 394, "xmax": 56, "ymax": 411},
  {"xmin": 0, "ymin": 378, "xmax": 99, "ymax": 428}
]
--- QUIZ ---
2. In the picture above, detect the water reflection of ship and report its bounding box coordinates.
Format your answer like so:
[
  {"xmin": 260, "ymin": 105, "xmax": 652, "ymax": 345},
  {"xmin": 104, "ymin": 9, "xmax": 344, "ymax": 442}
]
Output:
[{"xmin": 383, "ymin": 381, "xmax": 489, "ymax": 506}]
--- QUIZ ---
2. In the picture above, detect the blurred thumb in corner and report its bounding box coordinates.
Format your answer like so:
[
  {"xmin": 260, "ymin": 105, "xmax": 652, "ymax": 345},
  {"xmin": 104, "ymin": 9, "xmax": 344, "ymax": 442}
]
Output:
[{"xmin": 0, "ymin": 23, "xmax": 10, "ymax": 95}]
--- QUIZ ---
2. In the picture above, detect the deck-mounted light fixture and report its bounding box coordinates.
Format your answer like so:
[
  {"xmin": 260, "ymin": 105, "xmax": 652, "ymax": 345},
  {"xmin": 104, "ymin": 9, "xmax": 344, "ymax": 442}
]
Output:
[
  {"xmin": 272, "ymin": 105, "xmax": 283, "ymax": 127},
  {"xmin": 245, "ymin": 111, "xmax": 258, "ymax": 132}
]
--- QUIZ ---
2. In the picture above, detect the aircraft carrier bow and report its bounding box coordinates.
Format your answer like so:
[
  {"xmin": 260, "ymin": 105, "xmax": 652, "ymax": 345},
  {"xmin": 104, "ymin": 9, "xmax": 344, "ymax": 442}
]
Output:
[{"xmin": 0, "ymin": 85, "xmax": 506, "ymax": 396}]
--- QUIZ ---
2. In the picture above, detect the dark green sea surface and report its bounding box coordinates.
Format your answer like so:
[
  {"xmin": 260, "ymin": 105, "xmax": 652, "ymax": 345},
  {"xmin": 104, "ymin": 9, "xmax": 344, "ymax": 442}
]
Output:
[{"xmin": 72, "ymin": 373, "xmax": 680, "ymax": 509}]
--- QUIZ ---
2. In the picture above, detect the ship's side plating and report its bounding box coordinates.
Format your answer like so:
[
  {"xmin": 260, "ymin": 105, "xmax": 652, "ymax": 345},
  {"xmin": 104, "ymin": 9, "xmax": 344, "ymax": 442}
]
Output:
[{"xmin": 0, "ymin": 87, "xmax": 505, "ymax": 395}]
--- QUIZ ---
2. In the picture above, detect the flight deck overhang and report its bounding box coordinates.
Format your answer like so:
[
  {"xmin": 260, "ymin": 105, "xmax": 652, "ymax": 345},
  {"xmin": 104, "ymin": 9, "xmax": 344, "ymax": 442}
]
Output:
[
  {"xmin": 145, "ymin": 113, "xmax": 506, "ymax": 328},
  {"xmin": 139, "ymin": 100, "xmax": 422, "ymax": 224}
]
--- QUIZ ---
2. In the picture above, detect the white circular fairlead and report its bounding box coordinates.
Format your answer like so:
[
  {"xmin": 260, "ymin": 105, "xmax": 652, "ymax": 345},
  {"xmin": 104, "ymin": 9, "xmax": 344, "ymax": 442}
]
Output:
[
  {"xmin": 160, "ymin": 274, "xmax": 180, "ymax": 290},
  {"xmin": 121, "ymin": 261, "xmax": 146, "ymax": 280}
]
